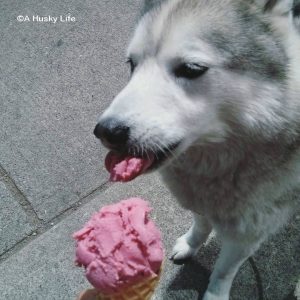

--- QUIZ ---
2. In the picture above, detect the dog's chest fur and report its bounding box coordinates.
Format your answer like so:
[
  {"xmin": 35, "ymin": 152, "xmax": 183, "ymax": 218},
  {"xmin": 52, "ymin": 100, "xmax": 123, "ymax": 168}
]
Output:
[{"xmin": 160, "ymin": 141, "xmax": 300, "ymax": 238}]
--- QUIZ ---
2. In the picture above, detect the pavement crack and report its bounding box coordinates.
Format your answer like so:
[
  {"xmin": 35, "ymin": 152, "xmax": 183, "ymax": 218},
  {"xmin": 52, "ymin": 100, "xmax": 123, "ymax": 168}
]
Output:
[
  {"xmin": 43, "ymin": 180, "xmax": 113, "ymax": 227},
  {"xmin": 0, "ymin": 232, "xmax": 36, "ymax": 263},
  {"xmin": 0, "ymin": 163, "xmax": 43, "ymax": 227},
  {"xmin": 0, "ymin": 180, "xmax": 113, "ymax": 263}
]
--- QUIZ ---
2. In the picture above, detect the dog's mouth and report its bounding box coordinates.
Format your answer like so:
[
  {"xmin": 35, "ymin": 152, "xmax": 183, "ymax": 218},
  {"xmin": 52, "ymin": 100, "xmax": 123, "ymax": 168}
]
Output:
[{"xmin": 104, "ymin": 142, "xmax": 180, "ymax": 182}]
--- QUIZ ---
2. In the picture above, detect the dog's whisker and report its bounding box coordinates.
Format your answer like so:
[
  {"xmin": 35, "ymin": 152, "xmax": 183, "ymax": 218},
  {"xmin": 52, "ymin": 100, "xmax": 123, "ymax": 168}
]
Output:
[
  {"xmin": 156, "ymin": 140, "xmax": 178, "ymax": 161},
  {"xmin": 143, "ymin": 143, "xmax": 151, "ymax": 161},
  {"xmin": 149, "ymin": 144, "xmax": 160, "ymax": 160}
]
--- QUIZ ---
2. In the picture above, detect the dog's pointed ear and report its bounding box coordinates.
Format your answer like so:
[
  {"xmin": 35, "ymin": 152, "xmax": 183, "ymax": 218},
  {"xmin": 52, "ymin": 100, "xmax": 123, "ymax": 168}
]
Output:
[
  {"xmin": 252, "ymin": 0, "xmax": 293, "ymax": 14},
  {"xmin": 293, "ymin": 1, "xmax": 300, "ymax": 32},
  {"xmin": 141, "ymin": 0, "xmax": 163, "ymax": 15}
]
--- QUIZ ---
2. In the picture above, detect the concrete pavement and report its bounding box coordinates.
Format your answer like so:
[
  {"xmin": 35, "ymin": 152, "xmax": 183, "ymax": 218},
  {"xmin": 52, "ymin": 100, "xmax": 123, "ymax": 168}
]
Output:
[{"xmin": 0, "ymin": 0, "xmax": 299, "ymax": 299}]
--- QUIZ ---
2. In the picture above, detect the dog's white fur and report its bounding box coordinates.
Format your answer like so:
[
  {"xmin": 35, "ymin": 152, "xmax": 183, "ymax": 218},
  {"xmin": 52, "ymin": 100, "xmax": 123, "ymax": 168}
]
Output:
[{"xmin": 99, "ymin": 0, "xmax": 300, "ymax": 298}]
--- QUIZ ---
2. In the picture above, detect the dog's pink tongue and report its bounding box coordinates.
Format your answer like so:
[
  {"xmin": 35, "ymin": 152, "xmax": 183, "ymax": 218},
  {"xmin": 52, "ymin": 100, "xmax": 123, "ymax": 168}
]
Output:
[{"xmin": 105, "ymin": 152, "xmax": 155, "ymax": 182}]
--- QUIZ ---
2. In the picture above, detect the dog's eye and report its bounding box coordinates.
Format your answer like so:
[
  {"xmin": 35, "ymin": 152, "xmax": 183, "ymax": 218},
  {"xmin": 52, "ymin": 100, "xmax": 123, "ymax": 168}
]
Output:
[
  {"xmin": 174, "ymin": 63, "xmax": 208, "ymax": 79},
  {"xmin": 126, "ymin": 58, "xmax": 136, "ymax": 74}
]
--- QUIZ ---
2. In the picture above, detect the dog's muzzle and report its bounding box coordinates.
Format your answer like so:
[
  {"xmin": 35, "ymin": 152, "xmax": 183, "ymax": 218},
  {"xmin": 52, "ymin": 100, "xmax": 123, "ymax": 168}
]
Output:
[{"xmin": 94, "ymin": 117, "xmax": 181, "ymax": 178}]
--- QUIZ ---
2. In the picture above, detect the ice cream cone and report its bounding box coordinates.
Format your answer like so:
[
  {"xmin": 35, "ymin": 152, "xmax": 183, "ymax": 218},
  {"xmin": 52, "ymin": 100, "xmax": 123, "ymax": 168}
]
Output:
[
  {"xmin": 97, "ymin": 269, "xmax": 161, "ymax": 300},
  {"xmin": 77, "ymin": 266, "xmax": 162, "ymax": 300},
  {"xmin": 74, "ymin": 199, "xmax": 164, "ymax": 300}
]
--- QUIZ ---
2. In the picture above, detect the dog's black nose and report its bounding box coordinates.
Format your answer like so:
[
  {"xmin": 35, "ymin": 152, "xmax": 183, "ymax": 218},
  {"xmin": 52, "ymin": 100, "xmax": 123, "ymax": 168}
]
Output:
[{"xmin": 94, "ymin": 118, "xmax": 130, "ymax": 150}]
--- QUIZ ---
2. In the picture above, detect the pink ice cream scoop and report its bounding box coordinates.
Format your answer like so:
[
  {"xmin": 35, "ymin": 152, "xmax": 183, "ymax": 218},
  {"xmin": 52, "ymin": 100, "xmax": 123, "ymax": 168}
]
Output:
[
  {"xmin": 105, "ymin": 152, "xmax": 155, "ymax": 182},
  {"xmin": 73, "ymin": 198, "xmax": 164, "ymax": 295}
]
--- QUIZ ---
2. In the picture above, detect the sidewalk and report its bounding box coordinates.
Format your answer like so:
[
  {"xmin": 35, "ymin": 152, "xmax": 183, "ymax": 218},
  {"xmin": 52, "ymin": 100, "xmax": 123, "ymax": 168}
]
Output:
[{"xmin": 0, "ymin": 0, "xmax": 299, "ymax": 299}]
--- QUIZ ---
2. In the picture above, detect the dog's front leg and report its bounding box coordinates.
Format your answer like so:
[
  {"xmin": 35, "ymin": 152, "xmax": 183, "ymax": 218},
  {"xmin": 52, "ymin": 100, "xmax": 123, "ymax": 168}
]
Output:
[
  {"xmin": 171, "ymin": 212, "xmax": 212, "ymax": 261},
  {"xmin": 203, "ymin": 237, "xmax": 261, "ymax": 300}
]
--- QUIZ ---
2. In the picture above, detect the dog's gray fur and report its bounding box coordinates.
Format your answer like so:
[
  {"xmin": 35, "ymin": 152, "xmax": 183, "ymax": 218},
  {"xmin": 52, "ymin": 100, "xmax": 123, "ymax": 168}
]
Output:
[{"xmin": 98, "ymin": 1, "xmax": 300, "ymax": 299}]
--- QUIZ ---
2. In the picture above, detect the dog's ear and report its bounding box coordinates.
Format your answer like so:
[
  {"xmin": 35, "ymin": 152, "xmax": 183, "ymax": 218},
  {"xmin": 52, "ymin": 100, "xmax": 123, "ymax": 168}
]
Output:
[
  {"xmin": 293, "ymin": 0, "xmax": 300, "ymax": 32},
  {"xmin": 251, "ymin": 0, "xmax": 300, "ymax": 32},
  {"xmin": 141, "ymin": 0, "xmax": 164, "ymax": 15},
  {"xmin": 252, "ymin": 0, "xmax": 293, "ymax": 14}
]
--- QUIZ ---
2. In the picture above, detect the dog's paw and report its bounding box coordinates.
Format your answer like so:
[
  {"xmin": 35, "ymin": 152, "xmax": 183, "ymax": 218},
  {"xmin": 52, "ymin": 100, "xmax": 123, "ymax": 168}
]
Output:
[
  {"xmin": 170, "ymin": 236, "xmax": 200, "ymax": 261},
  {"xmin": 202, "ymin": 291, "xmax": 229, "ymax": 300}
]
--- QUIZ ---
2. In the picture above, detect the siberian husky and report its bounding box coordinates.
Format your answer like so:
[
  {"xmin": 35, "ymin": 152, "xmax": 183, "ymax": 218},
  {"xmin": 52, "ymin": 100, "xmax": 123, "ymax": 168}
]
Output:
[{"xmin": 94, "ymin": 0, "xmax": 300, "ymax": 299}]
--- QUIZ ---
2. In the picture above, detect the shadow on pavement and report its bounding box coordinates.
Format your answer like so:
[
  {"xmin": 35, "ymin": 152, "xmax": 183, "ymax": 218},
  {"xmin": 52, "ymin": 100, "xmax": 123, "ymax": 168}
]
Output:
[
  {"xmin": 160, "ymin": 215, "xmax": 300, "ymax": 300},
  {"xmin": 167, "ymin": 259, "xmax": 210, "ymax": 300},
  {"xmin": 283, "ymin": 290, "xmax": 297, "ymax": 300}
]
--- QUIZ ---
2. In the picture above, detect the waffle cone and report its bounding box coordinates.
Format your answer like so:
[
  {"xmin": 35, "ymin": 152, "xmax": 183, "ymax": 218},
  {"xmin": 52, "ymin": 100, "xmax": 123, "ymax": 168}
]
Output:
[
  {"xmin": 96, "ymin": 270, "xmax": 161, "ymax": 300},
  {"xmin": 77, "ymin": 265, "xmax": 163, "ymax": 300}
]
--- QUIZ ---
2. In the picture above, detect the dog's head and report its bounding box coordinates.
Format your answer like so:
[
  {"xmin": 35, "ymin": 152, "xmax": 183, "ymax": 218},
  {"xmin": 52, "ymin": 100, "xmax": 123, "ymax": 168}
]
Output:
[{"xmin": 95, "ymin": 0, "xmax": 291, "ymax": 173}]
